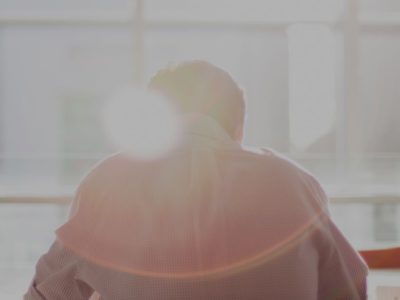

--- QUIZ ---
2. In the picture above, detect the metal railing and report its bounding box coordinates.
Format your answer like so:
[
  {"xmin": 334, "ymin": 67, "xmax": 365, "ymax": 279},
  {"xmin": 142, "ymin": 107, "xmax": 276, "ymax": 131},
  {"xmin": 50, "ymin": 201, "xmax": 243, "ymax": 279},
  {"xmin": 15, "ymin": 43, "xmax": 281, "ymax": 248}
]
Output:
[{"xmin": 0, "ymin": 194, "xmax": 399, "ymax": 205}]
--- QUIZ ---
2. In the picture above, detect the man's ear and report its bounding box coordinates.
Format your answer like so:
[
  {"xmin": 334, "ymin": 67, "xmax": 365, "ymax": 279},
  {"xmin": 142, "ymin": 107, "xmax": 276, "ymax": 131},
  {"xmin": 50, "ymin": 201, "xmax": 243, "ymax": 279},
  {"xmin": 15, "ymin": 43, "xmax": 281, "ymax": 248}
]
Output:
[{"xmin": 234, "ymin": 125, "xmax": 244, "ymax": 143}]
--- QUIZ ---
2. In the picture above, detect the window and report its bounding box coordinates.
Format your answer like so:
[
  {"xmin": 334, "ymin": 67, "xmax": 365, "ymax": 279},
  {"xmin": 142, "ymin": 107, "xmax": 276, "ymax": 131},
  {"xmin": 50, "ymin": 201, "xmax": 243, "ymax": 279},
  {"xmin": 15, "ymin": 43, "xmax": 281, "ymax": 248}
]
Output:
[{"xmin": 0, "ymin": 0, "xmax": 399, "ymax": 297}]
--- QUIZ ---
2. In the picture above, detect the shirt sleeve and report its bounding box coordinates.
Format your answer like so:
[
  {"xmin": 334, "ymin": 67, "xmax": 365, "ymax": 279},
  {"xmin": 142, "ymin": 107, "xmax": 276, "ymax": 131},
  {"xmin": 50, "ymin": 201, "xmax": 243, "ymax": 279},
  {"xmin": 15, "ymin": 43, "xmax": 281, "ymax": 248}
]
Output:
[
  {"xmin": 317, "ymin": 218, "xmax": 369, "ymax": 300},
  {"xmin": 24, "ymin": 240, "xmax": 95, "ymax": 300},
  {"xmin": 305, "ymin": 176, "xmax": 368, "ymax": 299}
]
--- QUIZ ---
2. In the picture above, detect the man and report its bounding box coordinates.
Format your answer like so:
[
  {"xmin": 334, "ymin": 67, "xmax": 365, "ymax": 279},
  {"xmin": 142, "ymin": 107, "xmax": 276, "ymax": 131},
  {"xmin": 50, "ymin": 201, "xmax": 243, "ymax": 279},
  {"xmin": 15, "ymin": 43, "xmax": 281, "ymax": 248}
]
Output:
[{"xmin": 25, "ymin": 61, "xmax": 368, "ymax": 299}]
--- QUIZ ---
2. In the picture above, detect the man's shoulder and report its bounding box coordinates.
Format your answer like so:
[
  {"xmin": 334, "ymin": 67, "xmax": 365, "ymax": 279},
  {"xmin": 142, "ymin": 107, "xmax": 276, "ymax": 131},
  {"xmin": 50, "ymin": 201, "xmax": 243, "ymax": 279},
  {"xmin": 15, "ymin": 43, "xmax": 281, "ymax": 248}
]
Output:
[
  {"xmin": 77, "ymin": 152, "xmax": 136, "ymax": 189},
  {"xmin": 238, "ymin": 146, "xmax": 327, "ymax": 201},
  {"xmin": 239, "ymin": 146, "xmax": 316, "ymax": 178},
  {"xmin": 83, "ymin": 151, "xmax": 154, "ymax": 175}
]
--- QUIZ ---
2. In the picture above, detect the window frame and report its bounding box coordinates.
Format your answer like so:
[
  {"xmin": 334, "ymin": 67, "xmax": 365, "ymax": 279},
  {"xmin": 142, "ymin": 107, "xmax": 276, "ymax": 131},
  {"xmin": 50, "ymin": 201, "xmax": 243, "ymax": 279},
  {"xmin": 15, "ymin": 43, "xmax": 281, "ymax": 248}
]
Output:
[{"xmin": 0, "ymin": 0, "xmax": 399, "ymax": 204}]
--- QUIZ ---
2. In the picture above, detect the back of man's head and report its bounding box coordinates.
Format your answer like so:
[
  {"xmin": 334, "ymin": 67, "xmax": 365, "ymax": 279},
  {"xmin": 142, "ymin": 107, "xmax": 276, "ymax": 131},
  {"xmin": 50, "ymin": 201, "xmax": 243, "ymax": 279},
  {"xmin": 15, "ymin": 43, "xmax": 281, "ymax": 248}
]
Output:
[{"xmin": 148, "ymin": 60, "xmax": 246, "ymax": 139}]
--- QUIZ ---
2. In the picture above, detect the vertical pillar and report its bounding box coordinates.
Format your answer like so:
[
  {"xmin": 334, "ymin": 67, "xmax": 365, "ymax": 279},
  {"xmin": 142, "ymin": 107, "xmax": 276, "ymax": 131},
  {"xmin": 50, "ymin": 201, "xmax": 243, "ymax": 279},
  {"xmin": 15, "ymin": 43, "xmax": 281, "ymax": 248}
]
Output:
[{"xmin": 133, "ymin": 0, "xmax": 145, "ymax": 84}]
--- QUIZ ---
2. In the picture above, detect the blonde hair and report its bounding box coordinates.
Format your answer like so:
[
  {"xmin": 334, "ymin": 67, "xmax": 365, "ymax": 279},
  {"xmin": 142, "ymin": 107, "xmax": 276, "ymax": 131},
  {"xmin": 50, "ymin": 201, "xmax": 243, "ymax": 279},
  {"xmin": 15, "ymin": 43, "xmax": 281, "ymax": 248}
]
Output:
[{"xmin": 149, "ymin": 60, "xmax": 246, "ymax": 138}]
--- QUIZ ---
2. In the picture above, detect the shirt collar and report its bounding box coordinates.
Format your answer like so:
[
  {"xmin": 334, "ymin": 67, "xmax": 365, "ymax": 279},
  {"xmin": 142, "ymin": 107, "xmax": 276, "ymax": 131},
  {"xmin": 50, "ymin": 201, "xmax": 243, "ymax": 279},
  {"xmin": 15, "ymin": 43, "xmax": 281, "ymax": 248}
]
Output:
[{"xmin": 181, "ymin": 113, "xmax": 241, "ymax": 150}]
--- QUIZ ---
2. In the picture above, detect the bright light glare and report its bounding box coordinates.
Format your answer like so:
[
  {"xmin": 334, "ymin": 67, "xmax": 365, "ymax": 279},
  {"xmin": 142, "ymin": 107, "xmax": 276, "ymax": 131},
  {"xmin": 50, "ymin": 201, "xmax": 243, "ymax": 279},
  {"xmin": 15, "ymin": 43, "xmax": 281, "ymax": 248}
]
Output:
[{"xmin": 103, "ymin": 86, "xmax": 181, "ymax": 159}]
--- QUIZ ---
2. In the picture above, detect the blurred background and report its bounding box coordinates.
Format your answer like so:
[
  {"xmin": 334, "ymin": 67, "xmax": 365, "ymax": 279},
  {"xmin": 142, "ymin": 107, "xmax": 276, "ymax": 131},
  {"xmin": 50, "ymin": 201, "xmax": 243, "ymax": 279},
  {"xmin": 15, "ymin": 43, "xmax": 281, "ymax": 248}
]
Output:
[{"xmin": 0, "ymin": 0, "xmax": 399, "ymax": 298}]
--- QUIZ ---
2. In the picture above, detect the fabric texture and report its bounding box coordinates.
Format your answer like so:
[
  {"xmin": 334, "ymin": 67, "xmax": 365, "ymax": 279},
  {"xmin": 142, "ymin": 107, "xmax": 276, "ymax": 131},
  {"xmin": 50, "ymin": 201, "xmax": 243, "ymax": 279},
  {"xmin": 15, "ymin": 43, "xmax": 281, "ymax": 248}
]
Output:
[{"xmin": 25, "ymin": 114, "xmax": 368, "ymax": 300}]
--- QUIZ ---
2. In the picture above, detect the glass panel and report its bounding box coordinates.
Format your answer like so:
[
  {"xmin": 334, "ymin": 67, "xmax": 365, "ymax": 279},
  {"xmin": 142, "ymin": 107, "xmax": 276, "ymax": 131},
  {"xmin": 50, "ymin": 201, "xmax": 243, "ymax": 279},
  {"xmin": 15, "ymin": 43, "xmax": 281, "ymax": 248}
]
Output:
[
  {"xmin": 287, "ymin": 25, "xmax": 337, "ymax": 154},
  {"xmin": 0, "ymin": 204, "xmax": 68, "ymax": 299},
  {"xmin": 359, "ymin": 32, "xmax": 400, "ymax": 154},
  {"xmin": 360, "ymin": 0, "xmax": 400, "ymax": 12},
  {"xmin": 0, "ymin": 27, "xmax": 134, "ymax": 192},
  {"xmin": 339, "ymin": 32, "xmax": 400, "ymax": 194},
  {"xmin": 331, "ymin": 202, "xmax": 400, "ymax": 249},
  {"xmin": 285, "ymin": 24, "xmax": 341, "ymax": 185},
  {"xmin": 145, "ymin": 28, "xmax": 290, "ymax": 151}
]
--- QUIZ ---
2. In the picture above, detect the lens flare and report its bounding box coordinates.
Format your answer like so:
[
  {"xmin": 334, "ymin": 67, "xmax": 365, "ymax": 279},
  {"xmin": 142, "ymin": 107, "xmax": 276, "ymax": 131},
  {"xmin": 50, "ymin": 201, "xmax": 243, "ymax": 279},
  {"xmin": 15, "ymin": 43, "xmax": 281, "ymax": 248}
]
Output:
[{"xmin": 103, "ymin": 86, "xmax": 181, "ymax": 159}]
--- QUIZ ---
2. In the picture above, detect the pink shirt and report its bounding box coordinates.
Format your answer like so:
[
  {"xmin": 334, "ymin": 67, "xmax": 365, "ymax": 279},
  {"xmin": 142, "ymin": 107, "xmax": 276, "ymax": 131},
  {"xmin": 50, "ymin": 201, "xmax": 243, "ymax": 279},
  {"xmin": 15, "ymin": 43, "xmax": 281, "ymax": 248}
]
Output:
[{"xmin": 25, "ymin": 115, "xmax": 368, "ymax": 299}]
